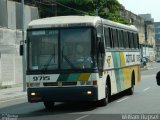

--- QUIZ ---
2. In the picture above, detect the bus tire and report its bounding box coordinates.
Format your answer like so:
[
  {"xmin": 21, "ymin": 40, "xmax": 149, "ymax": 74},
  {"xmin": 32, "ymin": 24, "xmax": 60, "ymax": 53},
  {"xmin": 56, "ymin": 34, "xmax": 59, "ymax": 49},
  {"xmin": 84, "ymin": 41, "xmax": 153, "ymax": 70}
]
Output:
[
  {"xmin": 98, "ymin": 81, "xmax": 110, "ymax": 106},
  {"xmin": 127, "ymin": 85, "xmax": 134, "ymax": 95},
  {"xmin": 43, "ymin": 101, "xmax": 55, "ymax": 111},
  {"xmin": 127, "ymin": 72, "xmax": 135, "ymax": 95}
]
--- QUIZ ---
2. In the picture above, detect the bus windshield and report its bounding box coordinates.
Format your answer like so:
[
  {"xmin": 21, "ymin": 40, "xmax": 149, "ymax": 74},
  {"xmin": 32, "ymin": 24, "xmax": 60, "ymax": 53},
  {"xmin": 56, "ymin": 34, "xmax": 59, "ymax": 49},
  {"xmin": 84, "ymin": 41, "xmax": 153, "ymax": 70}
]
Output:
[{"xmin": 28, "ymin": 28, "xmax": 96, "ymax": 71}]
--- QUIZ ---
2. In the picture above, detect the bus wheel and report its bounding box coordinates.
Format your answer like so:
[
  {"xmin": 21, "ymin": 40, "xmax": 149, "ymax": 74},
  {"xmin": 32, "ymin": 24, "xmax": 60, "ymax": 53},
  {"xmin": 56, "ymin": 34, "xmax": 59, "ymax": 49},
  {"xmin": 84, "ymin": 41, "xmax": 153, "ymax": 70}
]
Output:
[
  {"xmin": 127, "ymin": 72, "xmax": 135, "ymax": 95},
  {"xmin": 98, "ymin": 84, "xmax": 109, "ymax": 106},
  {"xmin": 43, "ymin": 101, "xmax": 55, "ymax": 111},
  {"xmin": 127, "ymin": 85, "xmax": 134, "ymax": 95}
]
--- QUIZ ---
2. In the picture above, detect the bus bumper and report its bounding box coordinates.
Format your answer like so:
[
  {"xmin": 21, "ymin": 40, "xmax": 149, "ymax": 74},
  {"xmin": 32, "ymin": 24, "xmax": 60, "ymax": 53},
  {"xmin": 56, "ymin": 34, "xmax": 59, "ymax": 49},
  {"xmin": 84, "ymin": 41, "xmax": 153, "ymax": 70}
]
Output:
[{"xmin": 27, "ymin": 86, "xmax": 98, "ymax": 103}]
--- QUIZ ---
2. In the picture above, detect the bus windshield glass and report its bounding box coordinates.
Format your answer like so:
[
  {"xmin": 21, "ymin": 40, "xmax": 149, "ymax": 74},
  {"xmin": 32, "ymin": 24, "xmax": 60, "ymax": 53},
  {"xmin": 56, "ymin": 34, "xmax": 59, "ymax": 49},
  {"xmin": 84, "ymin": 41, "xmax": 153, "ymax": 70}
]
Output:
[{"xmin": 28, "ymin": 28, "xmax": 96, "ymax": 71}]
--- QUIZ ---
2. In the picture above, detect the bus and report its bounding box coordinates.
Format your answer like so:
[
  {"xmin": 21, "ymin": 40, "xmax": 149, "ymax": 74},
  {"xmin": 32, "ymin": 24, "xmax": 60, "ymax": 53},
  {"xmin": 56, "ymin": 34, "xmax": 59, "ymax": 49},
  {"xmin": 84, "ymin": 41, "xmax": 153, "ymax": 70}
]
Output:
[{"xmin": 21, "ymin": 16, "xmax": 141, "ymax": 110}]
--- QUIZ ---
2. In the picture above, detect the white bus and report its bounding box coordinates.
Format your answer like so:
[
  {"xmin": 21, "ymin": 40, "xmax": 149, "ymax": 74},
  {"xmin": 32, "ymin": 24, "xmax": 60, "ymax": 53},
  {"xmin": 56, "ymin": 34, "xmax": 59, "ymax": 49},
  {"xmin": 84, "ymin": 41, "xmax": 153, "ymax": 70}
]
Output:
[{"xmin": 21, "ymin": 16, "xmax": 141, "ymax": 110}]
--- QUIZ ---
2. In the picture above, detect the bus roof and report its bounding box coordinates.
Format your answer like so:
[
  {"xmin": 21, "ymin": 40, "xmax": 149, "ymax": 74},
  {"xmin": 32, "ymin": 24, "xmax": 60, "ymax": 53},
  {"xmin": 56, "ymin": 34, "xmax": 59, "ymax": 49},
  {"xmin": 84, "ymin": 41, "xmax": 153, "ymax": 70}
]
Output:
[
  {"xmin": 28, "ymin": 16, "xmax": 101, "ymax": 29},
  {"xmin": 28, "ymin": 16, "xmax": 137, "ymax": 32}
]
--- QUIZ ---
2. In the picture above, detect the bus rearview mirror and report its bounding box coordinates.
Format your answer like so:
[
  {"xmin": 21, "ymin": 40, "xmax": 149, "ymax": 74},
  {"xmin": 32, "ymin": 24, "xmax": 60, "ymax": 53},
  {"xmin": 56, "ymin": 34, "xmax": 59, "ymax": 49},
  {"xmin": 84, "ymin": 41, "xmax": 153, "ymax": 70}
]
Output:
[{"xmin": 20, "ymin": 44, "xmax": 23, "ymax": 56}]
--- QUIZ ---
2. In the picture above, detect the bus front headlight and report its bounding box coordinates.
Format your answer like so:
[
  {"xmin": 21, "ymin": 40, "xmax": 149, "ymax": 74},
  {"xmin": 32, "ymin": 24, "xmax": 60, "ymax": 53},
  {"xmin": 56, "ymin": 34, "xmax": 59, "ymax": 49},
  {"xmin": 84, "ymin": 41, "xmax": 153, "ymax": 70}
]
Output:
[{"xmin": 87, "ymin": 90, "xmax": 92, "ymax": 95}]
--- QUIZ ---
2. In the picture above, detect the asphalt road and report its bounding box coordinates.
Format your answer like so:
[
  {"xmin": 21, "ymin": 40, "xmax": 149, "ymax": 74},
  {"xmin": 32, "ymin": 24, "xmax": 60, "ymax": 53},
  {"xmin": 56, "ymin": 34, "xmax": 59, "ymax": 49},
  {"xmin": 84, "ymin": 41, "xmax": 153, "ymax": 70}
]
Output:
[{"xmin": 1, "ymin": 62, "xmax": 160, "ymax": 120}]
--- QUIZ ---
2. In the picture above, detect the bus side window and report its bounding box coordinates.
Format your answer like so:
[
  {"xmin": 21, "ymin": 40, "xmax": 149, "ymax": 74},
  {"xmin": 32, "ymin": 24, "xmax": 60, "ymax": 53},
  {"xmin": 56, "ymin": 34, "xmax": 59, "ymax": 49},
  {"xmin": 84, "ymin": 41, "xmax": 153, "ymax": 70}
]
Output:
[
  {"xmin": 134, "ymin": 33, "xmax": 139, "ymax": 49},
  {"xmin": 113, "ymin": 29, "xmax": 119, "ymax": 48},
  {"xmin": 104, "ymin": 27, "xmax": 111, "ymax": 48},
  {"xmin": 124, "ymin": 31, "xmax": 129, "ymax": 48},
  {"xmin": 137, "ymin": 34, "xmax": 140, "ymax": 48},
  {"xmin": 121, "ymin": 30, "xmax": 125, "ymax": 48},
  {"xmin": 131, "ymin": 33, "xmax": 135, "ymax": 49},
  {"xmin": 130, "ymin": 32, "xmax": 134, "ymax": 48},
  {"xmin": 127, "ymin": 32, "xmax": 131, "ymax": 48},
  {"xmin": 110, "ymin": 28, "xmax": 114, "ymax": 48},
  {"xmin": 118, "ymin": 30, "xmax": 123, "ymax": 48}
]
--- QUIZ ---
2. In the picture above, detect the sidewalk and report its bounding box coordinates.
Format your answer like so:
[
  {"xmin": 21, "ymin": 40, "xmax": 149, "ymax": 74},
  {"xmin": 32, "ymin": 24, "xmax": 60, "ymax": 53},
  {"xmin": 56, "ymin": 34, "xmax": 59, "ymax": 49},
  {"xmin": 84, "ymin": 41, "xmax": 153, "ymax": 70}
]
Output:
[{"xmin": 0, "ymin": 84, "xmax": 26, "ymax": 102}]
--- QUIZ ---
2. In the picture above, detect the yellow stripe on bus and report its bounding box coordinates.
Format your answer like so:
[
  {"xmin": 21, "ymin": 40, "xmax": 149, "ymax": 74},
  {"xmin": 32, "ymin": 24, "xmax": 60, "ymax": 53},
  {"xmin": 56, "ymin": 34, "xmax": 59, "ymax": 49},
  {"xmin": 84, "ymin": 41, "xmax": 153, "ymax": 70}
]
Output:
[{"xmin": 78, "ymin": 73, "xmax": 90, "ymax": 81}]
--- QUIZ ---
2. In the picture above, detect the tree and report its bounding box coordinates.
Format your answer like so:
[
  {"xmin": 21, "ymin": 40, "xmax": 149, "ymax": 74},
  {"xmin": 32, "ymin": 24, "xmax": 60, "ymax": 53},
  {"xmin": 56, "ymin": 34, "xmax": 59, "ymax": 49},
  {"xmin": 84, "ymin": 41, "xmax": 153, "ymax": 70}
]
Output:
[
  {"xmin": 10, "ymin": 0, "xmax": 130, "ymax": 24},
  {"xmin": 56, "ymin": 0, "xmax": 130, "ymax": 24}
]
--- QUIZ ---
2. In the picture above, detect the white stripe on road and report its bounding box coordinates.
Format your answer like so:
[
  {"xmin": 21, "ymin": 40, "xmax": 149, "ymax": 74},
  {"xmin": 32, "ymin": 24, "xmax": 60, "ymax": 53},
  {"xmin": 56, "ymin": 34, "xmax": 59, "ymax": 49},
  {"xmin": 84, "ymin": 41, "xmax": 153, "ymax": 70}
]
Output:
[
  {"xmin": 143, "ymin": 87, "xmax": 151, "ymax": 92},
  {"xmin": 148, "ymin": 67, "xmax": 158, "ymax": 70},
  {"xmin": 0, "ymin": 96, "xmax": 26, "ymax": 103},
  {"xmin": 117, "ymin": 97, "xmax": 129, "ymax": 103},
  {"xmin": 75, "ymin": 115, "xmax": 89, "ymax": 120}
]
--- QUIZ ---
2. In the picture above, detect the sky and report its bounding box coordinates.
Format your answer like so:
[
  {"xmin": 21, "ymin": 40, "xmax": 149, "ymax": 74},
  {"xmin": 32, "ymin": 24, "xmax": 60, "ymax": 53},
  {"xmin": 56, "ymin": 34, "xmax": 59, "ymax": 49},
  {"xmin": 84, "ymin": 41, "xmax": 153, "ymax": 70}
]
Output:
[{"xmin": 118, "ymin": 0, "xmax": 160, "ymax": 22}]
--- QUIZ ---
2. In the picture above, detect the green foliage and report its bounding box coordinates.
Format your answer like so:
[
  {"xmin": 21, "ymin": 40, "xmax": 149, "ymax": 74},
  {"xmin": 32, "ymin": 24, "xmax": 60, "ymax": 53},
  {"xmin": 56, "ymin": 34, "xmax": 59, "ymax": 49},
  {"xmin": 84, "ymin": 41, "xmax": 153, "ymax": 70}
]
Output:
[
  {"xmin": 13, "ymin": 0, "xmax": 129, "ymax": 25},
  {"xmin": 55, "ymin": 0, "xmax": 130, "ymax": 25}
]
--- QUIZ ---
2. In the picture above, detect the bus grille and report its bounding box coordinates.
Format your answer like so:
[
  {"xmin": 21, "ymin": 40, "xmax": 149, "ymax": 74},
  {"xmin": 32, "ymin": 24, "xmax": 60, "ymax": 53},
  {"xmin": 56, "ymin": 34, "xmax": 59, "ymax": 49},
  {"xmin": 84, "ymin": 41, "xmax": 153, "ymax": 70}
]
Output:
[{"xmin": 43, "ymin": 82, "xmax": 77, "ymax": 86}]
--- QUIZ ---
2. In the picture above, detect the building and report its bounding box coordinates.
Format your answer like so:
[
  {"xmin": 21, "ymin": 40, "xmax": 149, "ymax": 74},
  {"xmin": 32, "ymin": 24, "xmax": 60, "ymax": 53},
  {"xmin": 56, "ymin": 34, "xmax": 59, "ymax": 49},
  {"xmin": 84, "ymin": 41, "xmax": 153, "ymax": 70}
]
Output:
[
  {"xmin": 120, "ymin": 9, "xmax": 156, "ymax": 61},
  {"xmin": 154, "ymin": 22, "xmax": 160, "ymax": 58},
  {"xmin": 0, "ymin": 0, "xmax": 39, "ymax": 88},
  {"xmin": 139, "ymin": 14, "xmax": 155, "ymax": 61}
]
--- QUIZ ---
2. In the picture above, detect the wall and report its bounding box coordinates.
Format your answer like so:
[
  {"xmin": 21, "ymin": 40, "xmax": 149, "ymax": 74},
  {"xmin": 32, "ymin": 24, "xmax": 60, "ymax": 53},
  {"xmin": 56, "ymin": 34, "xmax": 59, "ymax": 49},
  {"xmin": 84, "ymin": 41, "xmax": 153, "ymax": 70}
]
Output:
[
  {"xmin": 0, "ymin": 0, "xmax": 39, "ymax": 87},
  {"xmin": 0, "ymin": 0, "xmax": 39, "ymax": 30}
]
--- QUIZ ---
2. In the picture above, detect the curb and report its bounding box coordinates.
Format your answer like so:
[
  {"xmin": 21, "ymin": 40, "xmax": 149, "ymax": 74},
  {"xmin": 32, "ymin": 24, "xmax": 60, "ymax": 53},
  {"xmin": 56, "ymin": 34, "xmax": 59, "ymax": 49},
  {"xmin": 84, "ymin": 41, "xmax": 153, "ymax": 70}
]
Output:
[{"xmin": 0, "ymin": 83, "xmax": 23, "ymax": 90}]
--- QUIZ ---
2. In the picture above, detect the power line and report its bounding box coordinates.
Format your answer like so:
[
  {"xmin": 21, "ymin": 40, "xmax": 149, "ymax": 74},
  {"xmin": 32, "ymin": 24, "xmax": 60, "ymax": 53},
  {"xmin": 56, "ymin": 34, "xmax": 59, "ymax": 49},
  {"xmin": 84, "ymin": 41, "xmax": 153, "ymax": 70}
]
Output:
[{"xmin": 34, "ymin": 0, "xmax": 94, "ymax": 16}]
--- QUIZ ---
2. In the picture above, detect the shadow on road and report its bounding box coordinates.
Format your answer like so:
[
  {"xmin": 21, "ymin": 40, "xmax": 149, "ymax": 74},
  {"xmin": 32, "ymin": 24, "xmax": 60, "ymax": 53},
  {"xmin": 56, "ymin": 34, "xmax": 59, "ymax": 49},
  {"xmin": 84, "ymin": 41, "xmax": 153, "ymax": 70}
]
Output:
[
  {"xmin": 0, "ymin": 91, "xmax": 130, "ymax": 120},
  {"xmin": 109, "ymin": 91, "xmax": 129, "ymax": 103},
  {"xmin": 18, "ymin": 92, "xmax": 129, "ymax": 119}
]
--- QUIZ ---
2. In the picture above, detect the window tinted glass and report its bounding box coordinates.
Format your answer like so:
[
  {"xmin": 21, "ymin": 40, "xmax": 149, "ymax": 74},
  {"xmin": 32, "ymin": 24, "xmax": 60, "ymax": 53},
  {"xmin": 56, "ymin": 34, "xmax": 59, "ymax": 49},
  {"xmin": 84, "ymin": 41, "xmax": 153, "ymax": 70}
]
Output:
[{"xmin": 104, "ymin": 27, "xmax": 111, "ymax": 48}]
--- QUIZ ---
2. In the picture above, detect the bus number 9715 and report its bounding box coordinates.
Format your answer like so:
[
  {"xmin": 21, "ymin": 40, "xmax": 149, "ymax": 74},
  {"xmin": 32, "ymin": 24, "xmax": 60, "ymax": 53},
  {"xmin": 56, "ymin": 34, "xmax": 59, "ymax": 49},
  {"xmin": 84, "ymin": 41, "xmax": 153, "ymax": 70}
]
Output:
[{"xmin": 33, "ymin": 76, "xmax": 50, "ymax": 81}]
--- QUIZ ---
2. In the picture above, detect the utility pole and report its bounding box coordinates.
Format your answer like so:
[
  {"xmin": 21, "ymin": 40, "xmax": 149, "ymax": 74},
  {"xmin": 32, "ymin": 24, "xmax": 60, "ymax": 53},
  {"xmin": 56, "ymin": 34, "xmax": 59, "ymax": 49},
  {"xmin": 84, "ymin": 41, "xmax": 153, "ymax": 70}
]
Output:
[
  {"xmin": 54, "ymin": 0, "xmax": 57, "ymax": 16},
  {"xmin": 21, "ymin": 0, "xmax": 26, "ymax": 91},
  {"xmin": 144, "ymin": 23, "xmax": 148, "ymax": 58},
  {"xmin": 96, "ymin": 0, "xmax": 99, "ymax": 16}
]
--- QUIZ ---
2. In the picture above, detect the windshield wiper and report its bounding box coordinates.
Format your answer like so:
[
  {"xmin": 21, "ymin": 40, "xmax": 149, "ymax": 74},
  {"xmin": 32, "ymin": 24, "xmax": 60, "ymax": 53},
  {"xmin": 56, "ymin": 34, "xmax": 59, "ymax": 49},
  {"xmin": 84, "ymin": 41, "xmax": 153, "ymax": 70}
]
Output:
[
  {"xmin": 43, "ymin": 48, "xmax": 56, "ymax": 70},
  {"xmin": 62, "ymin": 47, "xmax": 76, "ymax": 69}
]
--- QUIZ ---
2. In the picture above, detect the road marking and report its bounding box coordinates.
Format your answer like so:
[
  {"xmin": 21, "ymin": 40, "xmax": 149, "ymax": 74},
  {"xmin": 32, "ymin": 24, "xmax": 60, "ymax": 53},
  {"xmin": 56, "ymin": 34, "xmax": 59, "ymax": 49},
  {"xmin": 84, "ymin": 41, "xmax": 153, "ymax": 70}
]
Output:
[
  {"xmin": 0, "ymin": 96, "xmax": 26, "ymax": 103},
  {"xmin": 75, "ymin": 115, "xmax": 89, "ymax": 120},
  {"xmin": 148, "ymin": 67, "xmax": 158, "ymax": 70},
  {"xmin": 117, "ymin": 97, "xmax": 129, "ymax": 103},
  {"xmin": 142, "ymin": 74, "xmax": 155, "ymax": 78},
  {"xmin": 143, "ymin": 87, "xmax": 151, "ymax": 92}
]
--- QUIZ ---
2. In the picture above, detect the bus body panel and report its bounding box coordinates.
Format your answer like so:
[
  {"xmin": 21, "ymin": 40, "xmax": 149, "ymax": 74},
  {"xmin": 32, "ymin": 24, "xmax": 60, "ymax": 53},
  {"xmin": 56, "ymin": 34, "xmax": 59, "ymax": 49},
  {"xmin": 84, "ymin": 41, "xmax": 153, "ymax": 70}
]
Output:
[
  {"xmin": 27, "ymin": 73, "xmax": 106, "ymax": 102},
  {"xmin": 104, "ymin": 51, "xmax": 140, "ymax": 95},
  {"xmin": 28, "ymin": 86, "xmax": 98, "ymax": 102}
]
